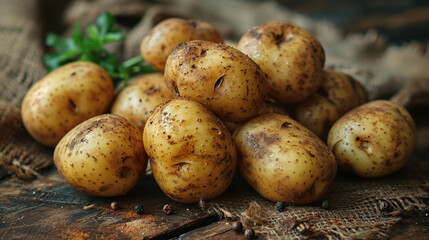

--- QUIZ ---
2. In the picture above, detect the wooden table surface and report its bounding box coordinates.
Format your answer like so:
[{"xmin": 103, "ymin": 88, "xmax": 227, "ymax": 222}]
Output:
[{"xmin": 1, "ymin": 162, "xmax": 428, "ymax": 240}]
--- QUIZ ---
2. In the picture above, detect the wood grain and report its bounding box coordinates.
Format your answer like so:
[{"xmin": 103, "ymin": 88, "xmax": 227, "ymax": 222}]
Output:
[{"xmin": 0, "ymin": 169, "xmax": 216, "ymax": 239}]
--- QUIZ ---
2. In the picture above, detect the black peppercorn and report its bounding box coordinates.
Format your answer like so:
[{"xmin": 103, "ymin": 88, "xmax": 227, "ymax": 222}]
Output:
[
  {"xmin": 321, "ymin": 200, "xmax": 329, "ymax": 210},
  {"xmin": 134, "ymin": 204, "xmax": 145, "ymax": 215},
  {"xmin": 163, "ymin": 204, "xmax": 175, "ymax": 215},
  {"xmin": 231, "ymin": 221, "xmax": 243, "ymax": 233},
  {"xmin": 244, "ymin": 228, "xmax": 256, "ymax": 239},
  {"xmin": 111, "ymin": 202, "xmax": 119, "ymax": 210},
  {"xmin": 275, "ymin": 202, "xmax": 287, "ymax": 212}
]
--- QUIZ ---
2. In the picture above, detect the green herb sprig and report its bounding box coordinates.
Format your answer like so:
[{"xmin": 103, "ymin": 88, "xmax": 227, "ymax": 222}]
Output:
[{"xmin": 44, "ymin": 12, "xmax": 156, "ymax": 86}]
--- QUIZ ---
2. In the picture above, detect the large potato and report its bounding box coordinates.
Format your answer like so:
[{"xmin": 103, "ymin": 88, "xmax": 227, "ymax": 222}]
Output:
[
  {"xmin": 294, "ymin": 69, "xmax": 368, "ymax": 140},
  {"xmin": 111, "ymin": 73, "xmax": 175, "ymax": 130},
  {"xmin": 143, "ymin": 97, "xmax": 237, "ymax": 203},
  {"xmin": 141, "ymin": 18, "xmax": 224, "ymax": 72},
  {"xmin": 54, "ymin": 114, "xmax": 147, "ymax": 197},
  {"xmin": 234, "ymin": 114, "xmax": 337, "ymax": 204},
  {"xmin": 165, "ymin": 40, "xmax": 267, "ymax": 122},
  {"xmin": 238, "ymin": 21, "xmax": 325, "ymax": 104},
  {"xmin": 328, "ymin": 100, "xmax": 416, "ymax": 178},
  {"xmin": 21, "ymin": 62, "xmax": 114, "ymax": 147}
]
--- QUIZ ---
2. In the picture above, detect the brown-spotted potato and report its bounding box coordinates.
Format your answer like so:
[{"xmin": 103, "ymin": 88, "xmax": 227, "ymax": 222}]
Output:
[
  {"xmin": 294, "ymin": 69, "xmax": 368, "ymax": 140},
  {"xmin": 234, "ymin": 114, "xmax": 337, "ymax": 204},
  {"xmin": 328, "ymin": 100, "xmax": 416, "ymax": 178},
  {"xmin": 165, "ymin": 40, "xmax": 267, "ymax": 122},
  {"xmin": 238, "ymin": 21, "xmax": 325, "ymax": 104},
  {"xmin": 111, "ymin": 73, "xmax": 176, "ymax": 130},
  {"xmin": 141, "ymin": 18, "xmax": 224, "ymax": 72},
  {"xmin": 54, "ymin": 114, "xmax": 148, "ymax": 197},
  {"xmin": 21, "ymin": 62, "xmax": 114, "ymax": 147},
  {"xmin": 143, "ymin": 97, "xmax": 237, "ymax": 203}
]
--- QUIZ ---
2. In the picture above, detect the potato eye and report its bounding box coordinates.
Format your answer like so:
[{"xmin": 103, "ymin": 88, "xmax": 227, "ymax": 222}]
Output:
[
  {"xmin": 281, "ymin": 122, "xmax": 292, "ymax": 128},
  {"xmin": 68, "ymin": 98, "xmax": 77, "ymax": 112},
  {"xmin": 214, "ymin": 75, "xmax": 225, "ymax": 90},
  {"xmin": 273, "ymin": 32, "xmax": 284, "ymax": 45}
]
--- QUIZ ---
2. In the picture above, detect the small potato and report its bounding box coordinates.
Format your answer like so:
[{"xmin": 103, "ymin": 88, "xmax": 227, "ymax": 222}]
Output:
[
  {"xmin": 234, "ymin": 114, "xmax": 337, "ymax": 204},
  {"xmin": 21, "ymin": 62, "xmax": 114, "ymax": 147},
  {"xmin": 165, "ymin": 40, "xmax": 267, "ymax": 122},
  {"xmin": 143, "ymin": 97, "xmax": 237, "ymax": 203},
  {"xmin": 141, "ymin": 18, "xmax": 224, "ymax": 72},
  {"xmin": 238, "ymin": 21, "xmax": 325, "ymax": 104},
  {"xmin": 257, "ymin": 99, "xmax": 290, "ymax": 116},
  {"xmin": 54, "ymin": 114, "xmax": 147, "ymax": 197},
  {"xmin": 224, "ymin": 100, "xmax": 289, "ymax": 133},
  {"xmin": 328, "ymin": 100, "xmax": 416, "ymax": 178},
  {"xmin": 111, "ymin": 73, "xmax": 176, "ymax": 130},
  {"xmin": 294, "ymin": 70, "xmax": 368, "ymax": 140}
]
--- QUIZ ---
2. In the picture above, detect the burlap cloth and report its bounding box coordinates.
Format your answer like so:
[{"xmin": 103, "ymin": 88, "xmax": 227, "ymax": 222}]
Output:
[{"xmin": 1, "ymin": 0, "xmax": 428, "ymax": 239}]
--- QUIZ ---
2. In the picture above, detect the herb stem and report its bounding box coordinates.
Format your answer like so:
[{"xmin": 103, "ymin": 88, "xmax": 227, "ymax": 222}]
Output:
[{"xmin": 122, "ymin": 55, "xmax": 145, "ymax": 68}]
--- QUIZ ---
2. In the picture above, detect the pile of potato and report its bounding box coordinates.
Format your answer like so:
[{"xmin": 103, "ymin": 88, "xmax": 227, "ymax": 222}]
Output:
[{"xmin": 21, "ymin": 18, "xmax": 416, "ymax": 204}]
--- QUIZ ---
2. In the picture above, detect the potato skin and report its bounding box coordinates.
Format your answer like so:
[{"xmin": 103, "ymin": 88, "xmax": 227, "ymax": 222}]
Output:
[
  {"xmin": 143, "ymin": 97, "xmax": 237, "ymax": 203},
  {"xmin": 54, "ymin": 114, "xmax": 148, "ymax": 197},
  {"xmin": 141, "ymin": 18, "xmax": 224, "ymax": 72},
  {"xmin": 165, "ymin": 40, "xmax": 267, "ymax": 122},
  {"xmin": 234, "ymin": 114, "xmax": 337, "ymax": 204},
  {"xmin": 327, "ymin": 100, "xmax": 416, "ymax": 178},
  {"xmin": 238, "ymin": 21, "xmax": 325, "ymax": 104},
  {"xmin": 21, "ymin": 62, "xmax": 114, "ymax": 147},
  {"xmin": 111, "ymin": 73, "xmax": 175, "ymax": 130},
  {"xmin": 294, "ymin": 70, "xmax": 368, "ymax": 140}
]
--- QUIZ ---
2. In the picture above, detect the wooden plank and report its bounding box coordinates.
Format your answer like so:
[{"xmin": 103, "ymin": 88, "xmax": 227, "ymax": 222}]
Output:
[
  {"xmin": 0, "ymin": 168, "xmax": 216, "ymax": 239},
  {"xmin": 388, "ymin": 209, "xmax": 429, "ymax": 240},
  {"xmin": 177, "ymin": 221, "xmax": 245, "ymax": 240}
]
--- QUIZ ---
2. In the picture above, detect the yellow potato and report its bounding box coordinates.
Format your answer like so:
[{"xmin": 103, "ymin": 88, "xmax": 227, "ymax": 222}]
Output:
[
  {"xmin": 111, "ymin": 73, "xmax": 176, "ymax": 130},
  {"xmin": 21, "ymin": 62, "xmax": 114, "ymax": 147},
  {"xmin": 141, "ymin": 18, "xmax": 224, "ymax": 72},
  {"xmin": 238, "ymin": 21, "xmax": 325, "ymax": 104},
  {"xmin": 143, "ymin": 97, "xmax": 237, "ymax": 203},
  {"xmin": 294, "ymin": 69, "xmax": 368, "ymax": 140},
  {"xmin": 165, "ymin": 40, "xmax": 267, "ymax": 122},
  {"xmin": 54, "ymin": 114, "xmax": 147, "ymax": 197},
  {"xmin": 328, "ymin": 100, "xmax": 416, "ymax": 178},
  {"xmin": 224, "ymin": 100, "xmax": 289, "ymax": 133},
  {"xmin": 234, "ymin": 114, "xmax": 337, "ymax": 204}
]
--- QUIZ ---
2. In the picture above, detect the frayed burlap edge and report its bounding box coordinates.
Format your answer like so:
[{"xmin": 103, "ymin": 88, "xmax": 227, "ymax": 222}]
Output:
[
  {"xmin": 199, "ymin": 171, "xmax": 429, "ymax": 239},
  {"xmin": 0, "ymin": 101, "xmax": 52, "ymax": 180}
]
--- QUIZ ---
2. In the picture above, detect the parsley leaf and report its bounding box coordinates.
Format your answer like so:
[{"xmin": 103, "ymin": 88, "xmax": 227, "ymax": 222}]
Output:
[{"xmin": 44, "ymin": 12, "xmax": 156, "ymax": 86}]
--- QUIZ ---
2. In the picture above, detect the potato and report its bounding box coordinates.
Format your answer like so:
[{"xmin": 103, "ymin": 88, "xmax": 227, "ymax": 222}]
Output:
[
  {"xmin": 327, "ymin": 100, "xmax": 416, "ymax": 178},
  {"xmin": 234, "ymin": 114, "xmax": 337, "ymax": 204},
  {"xmin": 110, "ymin": 73, "xmax": 175, "ymax": 130},
  {"xmin": 143, "ymin": 97, "xmax": 237, "ymax": 203},
  {"xmin": 141, "ymin": 18, "xmax": 224, "ymax": 72},
  {"xmin": 54, "ymin": 114, "xmax": 147, "ymax": 197},
  {"xmin": 21, "ymin": 62, "xmax": 114, "ymax": 147},
  {"xmin": 238, "ymin": 21, "xmax": 325, "ymax": 104},
  {"xmin": 165, "ymin": 40, "xmax": 267, "ymax": 122},
  {"xmin": 224, "ymin": 99, "xmax": 289, "ymax": 133},
  {"xmin": 294, "ymin": 70, "xmax": 368, "ymax": 140}
]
